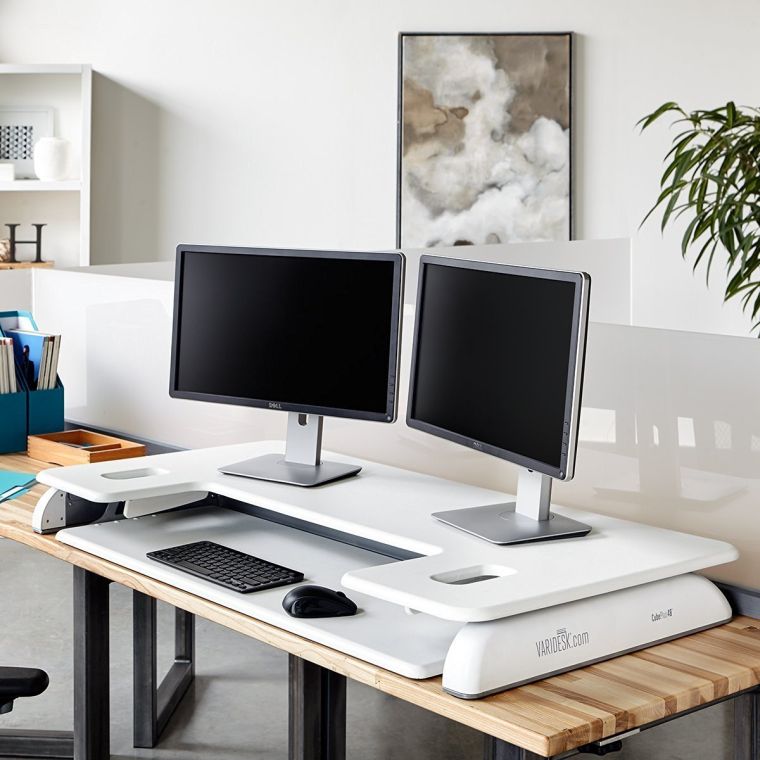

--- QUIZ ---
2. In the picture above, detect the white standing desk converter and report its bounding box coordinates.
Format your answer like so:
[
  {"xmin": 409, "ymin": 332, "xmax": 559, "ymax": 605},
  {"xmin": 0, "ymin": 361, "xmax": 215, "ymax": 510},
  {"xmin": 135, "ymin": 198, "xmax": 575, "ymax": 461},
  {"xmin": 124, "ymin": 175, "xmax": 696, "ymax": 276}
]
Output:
[{"xmin": 35, "ymin": 441, "xmax": 738, "ymax": 696}]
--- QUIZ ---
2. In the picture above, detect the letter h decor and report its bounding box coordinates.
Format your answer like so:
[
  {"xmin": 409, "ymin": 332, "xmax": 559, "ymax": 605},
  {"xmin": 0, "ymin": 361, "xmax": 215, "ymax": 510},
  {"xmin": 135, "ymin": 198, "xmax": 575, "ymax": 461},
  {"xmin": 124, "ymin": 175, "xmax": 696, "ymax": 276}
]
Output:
[{"xmin": 5, "ymin": 223, "xmax": 46, "ymax": 263}]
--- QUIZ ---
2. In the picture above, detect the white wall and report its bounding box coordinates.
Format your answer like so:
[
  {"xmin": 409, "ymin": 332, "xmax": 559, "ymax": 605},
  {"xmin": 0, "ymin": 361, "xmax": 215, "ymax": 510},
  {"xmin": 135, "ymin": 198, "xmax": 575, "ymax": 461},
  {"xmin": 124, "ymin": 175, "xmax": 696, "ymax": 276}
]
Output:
[
  {"xmin": 0, "ymin": 269, "xmax": 31, "ymax": 313},
  {"xmin": 0, "ymin": 0, "xmax": 756, "ymax": 336}
]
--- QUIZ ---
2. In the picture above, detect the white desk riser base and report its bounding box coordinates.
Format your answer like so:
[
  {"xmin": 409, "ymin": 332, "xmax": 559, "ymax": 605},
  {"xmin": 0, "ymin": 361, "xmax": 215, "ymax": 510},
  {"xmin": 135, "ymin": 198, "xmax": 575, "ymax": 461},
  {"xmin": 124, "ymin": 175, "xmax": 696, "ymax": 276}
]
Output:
[
  {"xmin": 36, "ymin": 441, "xmax": 738, "ymax": 693},
  {"xmin": 39, "ymin": 441, "xmax": 738, "ymax": 621}
]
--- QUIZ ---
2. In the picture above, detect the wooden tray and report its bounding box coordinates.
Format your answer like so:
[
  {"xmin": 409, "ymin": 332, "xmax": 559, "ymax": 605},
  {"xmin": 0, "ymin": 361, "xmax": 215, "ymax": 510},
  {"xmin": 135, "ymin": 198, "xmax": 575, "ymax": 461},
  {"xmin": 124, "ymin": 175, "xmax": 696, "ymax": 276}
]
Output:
[{"xmin": 28, "ymin": 429, "xmax": 146, "ymax": 466}]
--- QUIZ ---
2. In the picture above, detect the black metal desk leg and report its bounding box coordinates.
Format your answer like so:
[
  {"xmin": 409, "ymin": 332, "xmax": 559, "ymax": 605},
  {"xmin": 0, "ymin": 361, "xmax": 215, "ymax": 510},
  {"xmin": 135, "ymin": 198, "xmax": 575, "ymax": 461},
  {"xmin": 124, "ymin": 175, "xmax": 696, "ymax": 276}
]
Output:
[
  {"xmin": 288, "ymin": 655, "xmax": 346, "ymax": 760},
  {"xmin": 175, "ymin": 606, "xmax": 195, "ymax": 674},
  {"xmin": 132, "ymin": 592, "xmax": 158, "ymax": 748},
  {"xmin": 734, "ymin": 690, "xmax": 760, "ymax": 760},
  {"xmin": 484, "ymin": 736, "xmax": 546, "ymax": 760},
  {"xmin": 132, "ymin": 593, "xmax": 195, "ymax": 748},
  {"xmin": 73, "ymin": 567, "xmax": 110, "ymax": 760}
]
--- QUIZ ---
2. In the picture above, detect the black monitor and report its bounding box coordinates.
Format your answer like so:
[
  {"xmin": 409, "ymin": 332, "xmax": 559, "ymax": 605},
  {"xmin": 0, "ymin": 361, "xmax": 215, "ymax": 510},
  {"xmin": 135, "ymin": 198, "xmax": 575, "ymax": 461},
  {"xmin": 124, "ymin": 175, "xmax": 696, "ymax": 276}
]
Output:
[
  {"xmin": 171, "ymin": 245, "xmax": 404, "ymax": 486},
  {"xmin": 407, "ymin": 255, "xmax": 591, "ymax": 544}
]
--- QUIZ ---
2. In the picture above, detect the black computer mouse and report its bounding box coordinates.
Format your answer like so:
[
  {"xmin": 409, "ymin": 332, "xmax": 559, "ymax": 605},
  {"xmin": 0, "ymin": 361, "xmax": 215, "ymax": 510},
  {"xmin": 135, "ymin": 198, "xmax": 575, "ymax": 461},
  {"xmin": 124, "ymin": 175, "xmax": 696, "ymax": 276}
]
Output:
[{"xmin": 282, "ymin": 585, "xmax": 358, "ymax": 618}]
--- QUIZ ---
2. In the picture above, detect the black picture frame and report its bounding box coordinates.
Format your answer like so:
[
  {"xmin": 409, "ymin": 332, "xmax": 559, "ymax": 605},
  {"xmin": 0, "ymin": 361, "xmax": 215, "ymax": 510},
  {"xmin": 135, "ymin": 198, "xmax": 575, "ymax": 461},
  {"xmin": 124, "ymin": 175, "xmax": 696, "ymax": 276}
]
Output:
[{"xmin": 396, "ymin": 32, "xmax": 574, "ymax": 249}]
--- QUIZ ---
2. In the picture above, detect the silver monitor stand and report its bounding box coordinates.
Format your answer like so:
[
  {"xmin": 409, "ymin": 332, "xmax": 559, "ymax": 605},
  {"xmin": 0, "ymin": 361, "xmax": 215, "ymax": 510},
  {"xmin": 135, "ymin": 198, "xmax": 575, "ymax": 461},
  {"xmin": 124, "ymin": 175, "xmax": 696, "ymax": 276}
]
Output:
[
  {"xmin": 219, "ymin": 412, "xmax": 361, "ymax": 487},
  {"xmin": 432, "ymin": 468, "xmax": 591, "ymax": 545}
]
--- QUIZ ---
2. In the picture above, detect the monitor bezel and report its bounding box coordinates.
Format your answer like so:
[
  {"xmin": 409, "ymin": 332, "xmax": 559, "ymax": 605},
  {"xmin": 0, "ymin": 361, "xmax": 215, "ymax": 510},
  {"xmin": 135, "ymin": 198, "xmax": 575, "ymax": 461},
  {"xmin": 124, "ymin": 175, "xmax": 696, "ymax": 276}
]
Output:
[
  {"xmin": 170, "ymin": 244, "xmax": 405, "ymax": 423},
  {"xmin": 406, "ymin": 255, "xmax": 590, "ymax": 481}
]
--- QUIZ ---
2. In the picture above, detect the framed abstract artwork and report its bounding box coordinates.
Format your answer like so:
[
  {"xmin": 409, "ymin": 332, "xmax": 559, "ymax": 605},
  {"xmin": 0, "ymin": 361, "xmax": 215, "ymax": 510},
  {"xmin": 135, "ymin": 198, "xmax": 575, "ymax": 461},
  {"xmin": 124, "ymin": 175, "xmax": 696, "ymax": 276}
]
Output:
[
  {"xmin": 397, "ymin": 33, "xmax": 572, "ymax": 248},
  {"xmin": 0, "ymin": 106, "xmax": 53, "ymax": 179}
]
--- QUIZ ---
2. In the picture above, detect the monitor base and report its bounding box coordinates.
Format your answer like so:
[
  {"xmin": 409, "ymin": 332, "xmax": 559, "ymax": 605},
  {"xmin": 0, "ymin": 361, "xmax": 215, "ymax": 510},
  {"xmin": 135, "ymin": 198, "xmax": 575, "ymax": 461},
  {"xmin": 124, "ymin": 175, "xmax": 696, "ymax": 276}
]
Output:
[
  {"xmin": 433, "ymin": 502, "xmax": 591, "ymax": 545},
  {"xmin": 219, "ymin": 453, "xmax": 361, "ymax": 488},
  {"xmin": 219, "ymin": 412, "xmax": 361, "ymax": 487}
]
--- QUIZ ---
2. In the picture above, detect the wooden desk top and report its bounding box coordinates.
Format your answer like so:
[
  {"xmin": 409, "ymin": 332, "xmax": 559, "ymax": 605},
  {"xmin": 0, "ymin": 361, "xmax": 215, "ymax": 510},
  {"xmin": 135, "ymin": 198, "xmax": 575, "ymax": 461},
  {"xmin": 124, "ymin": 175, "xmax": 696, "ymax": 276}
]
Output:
[{"xmin": 2, "ymin": 453, "xmax": 760, "ymax": 757}]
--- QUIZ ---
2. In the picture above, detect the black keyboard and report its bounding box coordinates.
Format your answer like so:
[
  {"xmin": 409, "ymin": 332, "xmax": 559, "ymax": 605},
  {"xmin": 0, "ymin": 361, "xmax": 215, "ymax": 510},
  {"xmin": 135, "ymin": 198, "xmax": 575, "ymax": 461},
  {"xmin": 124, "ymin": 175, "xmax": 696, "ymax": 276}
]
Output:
[{"xmin": 147, "ymin": 541, "xmax": 304, "ymax": 593}]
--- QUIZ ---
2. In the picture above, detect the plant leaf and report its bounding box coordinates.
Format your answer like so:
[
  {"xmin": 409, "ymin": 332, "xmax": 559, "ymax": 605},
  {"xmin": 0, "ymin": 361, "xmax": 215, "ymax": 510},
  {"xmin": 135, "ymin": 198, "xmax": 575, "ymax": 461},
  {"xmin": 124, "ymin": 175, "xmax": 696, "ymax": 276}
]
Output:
[
  {"xmin": 639, "ymin": 100, "xmax": 760, "ymax": 333},
  {"xmin": 637, "ymin": 102, "xmax": 685, "ymax": 130}
]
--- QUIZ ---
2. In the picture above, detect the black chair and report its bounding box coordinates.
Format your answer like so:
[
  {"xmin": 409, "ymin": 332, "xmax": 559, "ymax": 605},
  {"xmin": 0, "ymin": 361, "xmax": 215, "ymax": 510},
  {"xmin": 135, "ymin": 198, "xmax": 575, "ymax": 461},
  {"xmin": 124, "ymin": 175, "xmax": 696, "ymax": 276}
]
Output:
[
  {"xmin": 0, "ymin": 667, "xmax": 49, "ymax": 715},
  {"xmin": 0, "ymin": 667, "xmax": 72, "ymax": 759}
]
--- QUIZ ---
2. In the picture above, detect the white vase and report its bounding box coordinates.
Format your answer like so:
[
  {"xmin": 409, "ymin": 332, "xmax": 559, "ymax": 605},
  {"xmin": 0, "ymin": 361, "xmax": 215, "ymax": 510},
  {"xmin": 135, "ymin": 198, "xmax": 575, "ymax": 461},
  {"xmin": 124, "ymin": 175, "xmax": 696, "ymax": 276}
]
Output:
[{"xmin": 33, "ymin": 137, "xmax": 70, "ymax": 181}]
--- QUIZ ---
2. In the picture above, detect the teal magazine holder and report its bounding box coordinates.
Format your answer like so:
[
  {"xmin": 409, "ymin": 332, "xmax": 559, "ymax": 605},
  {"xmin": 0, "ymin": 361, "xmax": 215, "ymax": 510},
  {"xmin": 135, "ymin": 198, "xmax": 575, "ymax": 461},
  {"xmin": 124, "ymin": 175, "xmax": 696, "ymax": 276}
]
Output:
[{"xmin": 0, "ymin": 310, "xmax": 64, "ymax": 453}]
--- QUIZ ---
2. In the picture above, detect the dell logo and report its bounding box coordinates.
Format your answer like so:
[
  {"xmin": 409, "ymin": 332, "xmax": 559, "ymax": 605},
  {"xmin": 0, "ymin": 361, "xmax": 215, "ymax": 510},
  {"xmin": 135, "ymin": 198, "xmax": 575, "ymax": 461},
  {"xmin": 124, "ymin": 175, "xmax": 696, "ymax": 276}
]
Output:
[
  {"xmin": 472, "ymin": 441, "xmax": 482, "ymax": 449},
  {"xmin": 268, "ymin": 402, "xmax": 283, "ymax": 410}
]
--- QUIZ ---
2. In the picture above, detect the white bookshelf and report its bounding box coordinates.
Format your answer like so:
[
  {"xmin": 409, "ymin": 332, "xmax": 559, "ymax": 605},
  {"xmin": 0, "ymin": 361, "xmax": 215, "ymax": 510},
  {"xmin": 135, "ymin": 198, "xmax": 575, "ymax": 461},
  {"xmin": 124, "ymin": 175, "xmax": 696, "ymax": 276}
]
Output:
[
  {"xmin": 0, "ymin": 180, "xmax": 82, "ymax": 192},
  {"xmin": 0, "ymin": 63, "xmax": 92, "ymax": 267}
]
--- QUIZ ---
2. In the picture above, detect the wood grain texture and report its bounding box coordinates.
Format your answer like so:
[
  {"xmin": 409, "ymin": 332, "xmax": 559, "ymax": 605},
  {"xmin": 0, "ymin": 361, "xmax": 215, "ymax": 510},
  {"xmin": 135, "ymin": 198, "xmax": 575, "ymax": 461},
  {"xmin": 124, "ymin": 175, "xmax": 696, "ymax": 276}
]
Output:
[
  {"xmin": 1, "ymin": 454, "xmax": 759, "ymax": 758},
  {"xmin": 0, "ymin": 261, "xmax": 54, "ymax": 269},
  {"xmin": 27, "ymin": 429, "xmax": 145, "ymax": 466}
]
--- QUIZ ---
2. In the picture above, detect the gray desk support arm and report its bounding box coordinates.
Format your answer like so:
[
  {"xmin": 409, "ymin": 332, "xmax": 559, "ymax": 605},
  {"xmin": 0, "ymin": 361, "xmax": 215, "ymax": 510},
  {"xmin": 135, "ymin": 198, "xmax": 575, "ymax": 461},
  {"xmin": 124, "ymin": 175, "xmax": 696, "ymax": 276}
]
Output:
[
  {"xmin": 31, "ymin": 486, "xmax": 208, "ymax": 534},
  {"xmin": 32, "ymin": 488, "xmax": 123, "ymax": 534}
]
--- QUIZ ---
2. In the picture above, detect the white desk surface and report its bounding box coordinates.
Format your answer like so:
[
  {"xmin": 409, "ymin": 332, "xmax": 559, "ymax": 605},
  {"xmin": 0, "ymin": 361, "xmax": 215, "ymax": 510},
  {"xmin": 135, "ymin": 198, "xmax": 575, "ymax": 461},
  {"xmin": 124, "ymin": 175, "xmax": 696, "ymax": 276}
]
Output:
[
  {"xmin": 59, "ymin": 506, "xmax": 460, "ymax": 678},
  {"xmin": 40, "ymin": 441, "xmax": 738, "ymax": 623}
]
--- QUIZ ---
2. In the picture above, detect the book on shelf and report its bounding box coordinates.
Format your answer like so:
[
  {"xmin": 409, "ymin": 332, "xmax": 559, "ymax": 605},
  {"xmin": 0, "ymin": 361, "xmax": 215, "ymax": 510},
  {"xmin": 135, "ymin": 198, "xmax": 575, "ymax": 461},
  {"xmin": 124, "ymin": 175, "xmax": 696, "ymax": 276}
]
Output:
[
  {"xmin": 38, "ymin": 333, "xmax": 60, "ymax": 390},
  {"xmin": 40, "ymin": 334, "xmax": 54, "ymax": 390},
  {"xmin": 0, "ymin": 337, "xmax": 7, "ymax": 394},
  {"xmin": 0, "ymin": 337, "xmax": 8, "ymax": 393},
  {"xmin": 40, "ymin": 333, "xmax": 61, "ymax": 390},
  {"xmin": 5, "ymin": 329, "xmax": 61, "ymax": 391},
  {"xmin": 0, "ymin": 338, "xmax": 17, "ymax": 395}
]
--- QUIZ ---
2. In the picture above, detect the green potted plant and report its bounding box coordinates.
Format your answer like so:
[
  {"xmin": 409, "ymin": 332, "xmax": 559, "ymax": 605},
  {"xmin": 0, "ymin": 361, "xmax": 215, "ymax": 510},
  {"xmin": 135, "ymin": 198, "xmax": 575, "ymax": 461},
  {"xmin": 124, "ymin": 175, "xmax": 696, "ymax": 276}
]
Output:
[{"xmin": 639, "ymin": 101, "xmax": 760, "ymax": 331}]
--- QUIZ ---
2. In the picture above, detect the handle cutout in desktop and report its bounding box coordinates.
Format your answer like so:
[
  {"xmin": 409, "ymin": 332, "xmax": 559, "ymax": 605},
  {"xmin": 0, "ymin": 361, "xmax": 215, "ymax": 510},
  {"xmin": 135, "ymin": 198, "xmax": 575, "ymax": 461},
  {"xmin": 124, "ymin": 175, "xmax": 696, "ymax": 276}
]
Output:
[
  {"xmin": 100, "ymin": 467, "xmax": 169, "ymax": 480},
  {"xmin": 431, "ymin": 564, "xmax": 515, "ymax": 585}
]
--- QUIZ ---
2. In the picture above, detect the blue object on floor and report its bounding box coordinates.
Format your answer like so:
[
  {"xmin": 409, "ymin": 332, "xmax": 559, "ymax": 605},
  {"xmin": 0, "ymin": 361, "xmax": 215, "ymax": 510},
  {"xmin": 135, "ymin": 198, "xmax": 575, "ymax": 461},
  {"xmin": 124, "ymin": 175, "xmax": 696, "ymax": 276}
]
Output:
[{"xmin": 0, "ymin": 471, "xmax": 36, "ymax": 504}]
